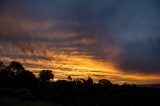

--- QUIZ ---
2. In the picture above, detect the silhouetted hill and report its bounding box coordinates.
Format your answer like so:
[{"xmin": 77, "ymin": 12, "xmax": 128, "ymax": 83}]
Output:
[{"xmin": 137, "ymin": 84, "xmax": 160, "ymax": 88}]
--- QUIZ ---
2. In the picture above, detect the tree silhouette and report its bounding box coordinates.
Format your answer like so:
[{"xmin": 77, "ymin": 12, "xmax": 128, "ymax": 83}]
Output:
[
  {"xmin": 7, "ymin": 61, "xmax": 25, "ymax": 76},
  {"xmin": 0, "ymin": 68, "xmax": 11, "ymax": 87},
  {"xmin": 39, "ymin": 70, "xmax": 54, "ymax": 82},
  {"xmin": 98, "ymin": 79, "xmax": 112, "ymax": 86},
  {"xmin": 85, "ymin": 76, "xmax": 93, "ymax": 85},
  {"xmin": 67, "ymin": 75, "xmax": 72, "ymax": 81},
  {"xmin": 18, "ymin": 70, "xmax": 37, "ymax": 87},
  {"xmin": 0, "ymin": 62, "xmax": 6, "ymax": 69}
]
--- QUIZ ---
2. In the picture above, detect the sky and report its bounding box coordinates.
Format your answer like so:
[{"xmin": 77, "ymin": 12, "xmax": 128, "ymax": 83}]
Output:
[{"xmin": 0, "ymin": 0, "xmax": 160, "ymax": 84}]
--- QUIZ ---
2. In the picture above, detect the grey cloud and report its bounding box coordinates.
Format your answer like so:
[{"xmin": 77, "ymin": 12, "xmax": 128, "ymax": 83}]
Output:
[{"xmin": 0, "ymin": 0, "xmax": 160, "ymax": 74}]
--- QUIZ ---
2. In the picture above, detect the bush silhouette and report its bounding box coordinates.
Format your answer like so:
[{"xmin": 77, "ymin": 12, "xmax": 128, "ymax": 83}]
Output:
[{"xmin": 39, "ymin": 70, "xmax": 54, "ymax": 82}]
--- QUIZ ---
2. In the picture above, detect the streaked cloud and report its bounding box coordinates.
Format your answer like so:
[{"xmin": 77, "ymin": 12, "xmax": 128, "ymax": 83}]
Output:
[{"xmin": 0, "ymin": 0, "xmax": 160, "ymax": 84}]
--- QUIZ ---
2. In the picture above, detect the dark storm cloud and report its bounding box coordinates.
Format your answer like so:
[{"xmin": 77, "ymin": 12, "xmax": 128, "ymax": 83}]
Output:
[
  {"xmin": 0, "ymin": 0, "xmax": 160, "ymax": 74},
  {"xmin": 109, "ymin": 0, "xmax": 160, "ymax": 74}
]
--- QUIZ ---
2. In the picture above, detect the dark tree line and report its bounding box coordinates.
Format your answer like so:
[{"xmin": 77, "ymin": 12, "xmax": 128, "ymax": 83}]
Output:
[{"xmin": 0, "ymin": 61, "xmax": 160, "ymax": 106}]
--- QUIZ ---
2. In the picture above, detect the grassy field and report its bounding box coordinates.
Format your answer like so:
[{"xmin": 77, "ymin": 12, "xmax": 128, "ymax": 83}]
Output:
[{"xmin": 0, "ymin": 96, "xmax": 61, "ymax": 106}]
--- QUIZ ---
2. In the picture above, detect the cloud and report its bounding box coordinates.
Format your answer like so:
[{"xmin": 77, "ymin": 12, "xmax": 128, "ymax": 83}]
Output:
[
  {"xmin": 0, "ymin": 0, "xmax": 160, "ymax": 83},
  {"xmin": 106, "ymin": 0, "xmax": 160, "ymax": 74}
]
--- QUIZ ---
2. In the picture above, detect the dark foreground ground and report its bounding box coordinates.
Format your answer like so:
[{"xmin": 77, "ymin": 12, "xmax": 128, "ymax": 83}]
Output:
[
  {"xmin": 0, "ymin": 85, "xmax": 160, "ymax": 106},
  {"xmin": 0, "ymin": 96, "xmax": 62, "ymax": 106}
]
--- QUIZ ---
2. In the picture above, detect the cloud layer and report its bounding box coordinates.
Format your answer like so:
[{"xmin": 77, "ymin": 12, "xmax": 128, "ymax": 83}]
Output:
[{"xmin": 0, "ymin": 0, "xmax": 160, "ymax": 83}]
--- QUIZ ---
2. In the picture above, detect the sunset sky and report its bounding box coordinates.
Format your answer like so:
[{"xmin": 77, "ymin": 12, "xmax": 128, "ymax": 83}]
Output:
[{"xmin": 0, "ymin": 0, "xmax": 160, "ymax": 84}]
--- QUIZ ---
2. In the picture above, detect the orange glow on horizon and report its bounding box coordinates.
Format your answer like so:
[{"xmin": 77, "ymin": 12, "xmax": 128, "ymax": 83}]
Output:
[{"xmin": 22, "ymin": 52, "xmax": 160, "ymax": 84}]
